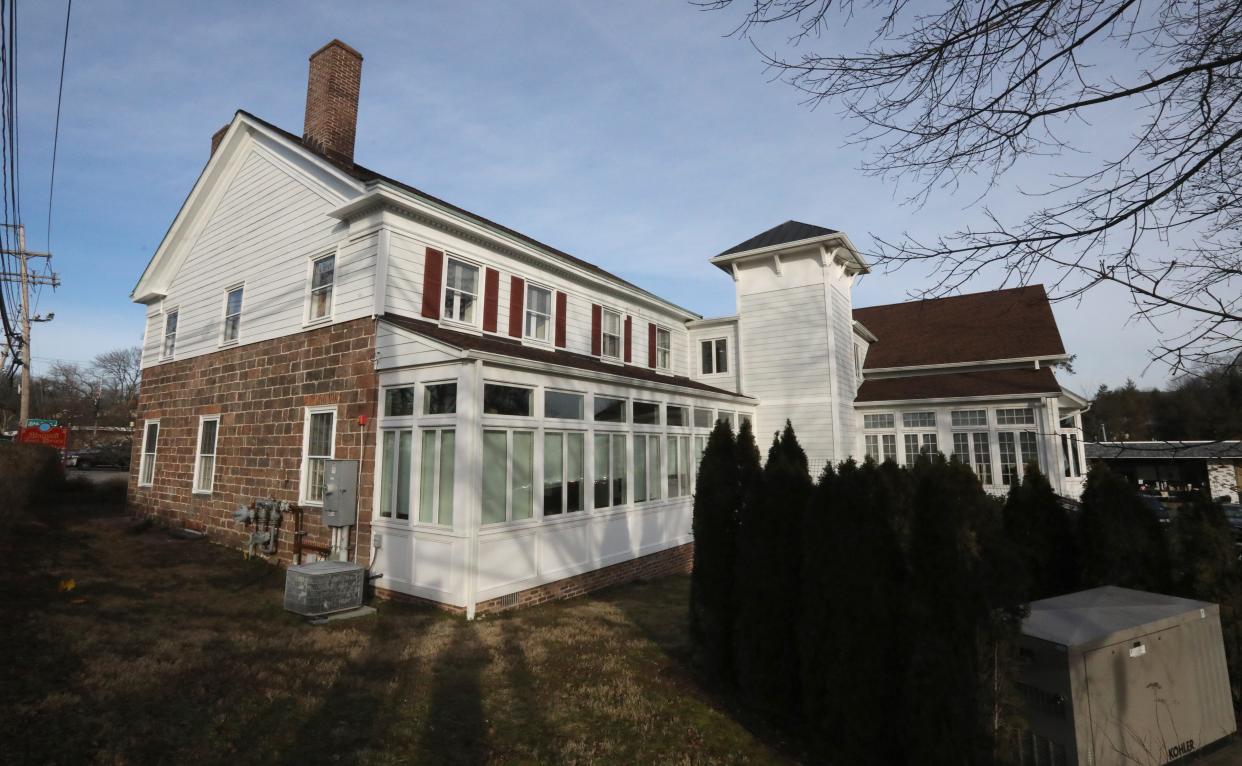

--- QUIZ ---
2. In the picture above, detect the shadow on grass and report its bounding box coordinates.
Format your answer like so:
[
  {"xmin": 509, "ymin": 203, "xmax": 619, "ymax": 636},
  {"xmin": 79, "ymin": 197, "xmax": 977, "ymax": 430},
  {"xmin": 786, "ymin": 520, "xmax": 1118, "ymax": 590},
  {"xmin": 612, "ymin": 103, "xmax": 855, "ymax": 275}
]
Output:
[{"xmin": 416, "ymin": 618, "xmax": 489, "ymax": 766}]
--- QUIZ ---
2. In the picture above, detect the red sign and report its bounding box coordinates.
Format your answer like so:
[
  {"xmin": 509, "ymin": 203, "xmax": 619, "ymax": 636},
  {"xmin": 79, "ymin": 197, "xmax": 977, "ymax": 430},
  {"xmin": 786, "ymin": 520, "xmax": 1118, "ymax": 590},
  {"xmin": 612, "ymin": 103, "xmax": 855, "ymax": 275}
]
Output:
[{"xmin": 18, "ymin": 425, "xmax": 68, "ymax": 449}]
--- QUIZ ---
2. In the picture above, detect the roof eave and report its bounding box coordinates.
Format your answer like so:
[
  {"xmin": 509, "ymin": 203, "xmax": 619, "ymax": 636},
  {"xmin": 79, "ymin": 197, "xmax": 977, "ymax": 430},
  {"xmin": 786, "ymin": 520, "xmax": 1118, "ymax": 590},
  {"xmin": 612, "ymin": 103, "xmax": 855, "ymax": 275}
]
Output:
[{"xmin": 709, "ymin": 232, "xmax": 870, "ymax": 275}]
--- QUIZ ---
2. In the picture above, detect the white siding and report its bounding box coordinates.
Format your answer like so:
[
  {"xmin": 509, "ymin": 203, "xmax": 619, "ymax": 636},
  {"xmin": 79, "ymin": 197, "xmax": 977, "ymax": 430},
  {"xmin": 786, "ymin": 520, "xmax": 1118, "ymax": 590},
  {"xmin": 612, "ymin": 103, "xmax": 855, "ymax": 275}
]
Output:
[
  {"xmin": 831, "ymin": 284, "xmax": 857, "ymax": 458},
  {"xmin": 688, "ymin": 320, "xmax": 740, "ymax": 393}
]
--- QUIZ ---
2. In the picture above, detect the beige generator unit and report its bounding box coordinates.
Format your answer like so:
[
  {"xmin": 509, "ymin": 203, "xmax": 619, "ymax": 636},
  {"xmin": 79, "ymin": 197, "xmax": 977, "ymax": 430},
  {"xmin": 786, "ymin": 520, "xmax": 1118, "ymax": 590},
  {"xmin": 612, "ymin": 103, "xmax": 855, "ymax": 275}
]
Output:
[
  {"xmin": 284, "ymin": 561, "xmax": 365, "ymax": 617},
  {"xmin": 1017, "ymin": 586, "xmax": 1236, "ymax": 765}
]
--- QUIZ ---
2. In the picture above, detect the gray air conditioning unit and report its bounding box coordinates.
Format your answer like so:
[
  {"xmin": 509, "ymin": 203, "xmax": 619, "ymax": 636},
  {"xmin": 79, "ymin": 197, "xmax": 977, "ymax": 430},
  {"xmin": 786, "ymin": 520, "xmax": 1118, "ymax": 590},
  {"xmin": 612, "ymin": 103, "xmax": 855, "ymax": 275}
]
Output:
[{"xmin": 284, "ymin": 561, "xmax": 365, "ymax": 617}]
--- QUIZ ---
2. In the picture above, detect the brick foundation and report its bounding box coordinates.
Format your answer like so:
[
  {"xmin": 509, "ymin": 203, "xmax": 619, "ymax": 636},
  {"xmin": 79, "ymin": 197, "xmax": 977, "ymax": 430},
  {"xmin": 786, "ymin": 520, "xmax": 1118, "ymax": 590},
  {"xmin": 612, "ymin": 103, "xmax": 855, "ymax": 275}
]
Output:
[{"xmin": 127, "ymin": 318, "xmax": 378, "ymax": 567}]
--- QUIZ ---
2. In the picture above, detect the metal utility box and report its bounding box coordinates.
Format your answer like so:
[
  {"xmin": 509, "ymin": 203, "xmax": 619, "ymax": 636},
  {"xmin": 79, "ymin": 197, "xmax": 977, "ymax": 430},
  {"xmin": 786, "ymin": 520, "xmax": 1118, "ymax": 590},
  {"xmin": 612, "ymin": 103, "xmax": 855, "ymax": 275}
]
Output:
[
  {"xmin": 322, "ymin": 459, "xmax": 359, "ymax": 527},
  {"xmin": 284, "ymin": 560, "xmax": 365, "ymax": 617},
  {"xmin": 1018, "ymin": 586, "xmax": 1236, "ymax": 766}
]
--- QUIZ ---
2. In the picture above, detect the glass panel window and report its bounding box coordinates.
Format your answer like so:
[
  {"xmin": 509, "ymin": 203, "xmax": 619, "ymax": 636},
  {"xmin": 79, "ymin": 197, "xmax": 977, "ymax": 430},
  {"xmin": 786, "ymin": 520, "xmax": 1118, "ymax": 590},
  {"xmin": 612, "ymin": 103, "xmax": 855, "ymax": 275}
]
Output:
[
  {"xmin": 904, "ymin": 434, "xmax": 921, "ymax": 465},
  {"xmin": 384, "ymin": 387, "xmax": 414, "ymax": 417},
  {"xmin": 594, "ymin": 396, "xmax": 626, "ymax": 423},
  {"xmin": 424, "ymin": 383, "xmax": 457, "ymax": 415},
  {"xmin": 303, "ymin": 410, "xmax": 335, "ymax": 503},
  {"xmin": 1061, "ymin": 434, "xmax": 1072, "ymax": 478},
  {"xmin": 611, "ymin": 434, "xmax": 626, "ymax": 506},
  {"xmin": 666, "ymin": 405, "xmax": 688, "ymax": 427},
  {"xmin": 481, "ymin": 430, "xmax": 533, "ymax": 524},
  {"xmin": 718, "ymin": 411, "xmax": 736, "ymax": 430},
  {"xmin": 999, "ymin": 432, "xmax": 1019, "ymax": 485},
  {"xmin": 484, "ymin": 384, "xmax": 532, "ymax": 416},
  {"xmin": 700, "ymin": 338, "xmax": 728, "ymax": 374},
  {"xmin": 635, "ymin": 435, "xmax": 647, "ymax": 503},
  {"xmin": 951, "ymin": 410, "xmax": 987, "ymax": 427},
  {"xmin": 417, "ymin": 429, "xmax": 453, "ymax": 524},
  {"xmin": 600, "ymin": 309, "xmax": 622, "ymax": 359},
  {"xmin": 482, "ymin": 431, "xmax": 508, "ymax": 524},
  {"xmin": 140, "ymin": 422, "xmax": 159, "ymax": 485},
  {"xmin": 635, "ymin": 434, "xmax": 662, "ymax": 503},
  {"xmin": 309, "ymin": 254, "xmax": 335, "ymax": 320},
  {"xmin": 525, "ymin": 284, "xmax": 552, "ymax": 342},
  {"xmin": 380, "ymin": 429, "xmax": 412, "ymax": 520},
  {"xmin": 1059, "ymin": 414, "xmax": 1077, "ymax": 429},
  {"xmin": 693, "ymin": 408, "xmax": 713, "ymax": 428},
  {"xmin": 634, "ymin": 401, "xmax": 660, "ymax": 425},
  {"xmin": 544, "ymin": 433, "xmax": 564, "ymax": 515},
  {"xmin": 545, "ymin": 390, "xmax": 584, "ymax": 420},
  {"xmin": 512, "ymin": 432, "xmax": 534, "ymax": 521},
  {"xmin": 1070, "ymin": 434, "xmax": 1081, "ymax": 477},
  {"xmin": 222, "ymin": 287, "xmax": 243, "ymax": 343},
  {"xmin": 162, "ymin": 310, "xmax": 178, "ymax": 357},
  {"xmin": 953, "ymin": 433, "xmax": 971, "ymax": 461},
  {"xmin": 566, "ymin": 433, "xmax": 584, "ymax": 513},
  {"xmin": 193, "ymin": 418, "xmax": 219, "ymax": 493},
  {"xmin": 656, "ymin": 327, "xmax": 672, "ymax": 370},
  {"xmin": 997, "ymin": 408, "xmax": 1035, "ymax": 425},
  {"xmin": 865, "ymin": 434, "xmax": 880, "ymax": 460},
  {"xmin": 972, "ymin": 432, "xmax": 994, "ymax": 484},
  {"xmin": 882, "ymin": 434, "xmax": 897, "ymax": 462},
  {"xmin": 695, "ymin": 435, "xmax": 706, "ymax": 459},
  {"xmin": 667, "ymin": 435, "xmax": 691, "ymax": 497},
  {"xmin": 921, "ymin": 433, "xmax": 938, "ymax": 455},
  {"xmin": 444, "ymin": 258, "xmax": 479, "ymax": 324},
  {"xmin": 594, "ymin": 433, "xmax": 627, "ymax": 509},
  {"xmin": 863, "ymin": 413, "xmax": 894, "ymax": 430},
  {"xmin": 1019, "ymin": 431, "xmax": 1039, "ymax": 469},
  {"xmin": 902, "ymin": 411, "xmax": 936, "ymax": 428}
]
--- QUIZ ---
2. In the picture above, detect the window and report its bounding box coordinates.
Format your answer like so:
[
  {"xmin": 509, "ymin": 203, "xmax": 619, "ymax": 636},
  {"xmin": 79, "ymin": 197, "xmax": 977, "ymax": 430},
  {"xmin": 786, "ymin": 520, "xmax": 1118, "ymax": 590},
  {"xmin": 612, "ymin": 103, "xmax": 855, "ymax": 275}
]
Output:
[
  {"xmin": 162, "ymin": 310, "xmax": 178, "ymax": 358},
  {"xmin": 971, "ymin": 432, "xmax": 993, "ymax": 484},
  {"xmin": 693, "ymin": 408, "xmax": 713, "ymax": 429},
  {"xmin": 1019, "ymin": 431, "xmax": 1039, "ymax": 468},
  {"xmin": 193, "ymin": 417, "xmax": 219, "ymax": 494},
  {"xmin": 865, "ymin": 434, "xmax": 881, "ymax": 460},
  {"xmin": 543, "ymin": 432, "xmax": 584, "ymax": 515},
  {"xmin": 139, "ymin": 421, "xmax": 159, "ymax": 486},
  {"xmin": 418, "ymin": 429, "xmax": 455, "ymax": 525},
  {"xmin": 1070, "ymin": 434, "xmax": 1081, "ymax": 477},
  {"xmin": 902, "ymin": 411, "xmax": 936, "ymax": 429},
  {"xmin": 951, "ymin": 410, "xmax": 987, "ymax": 427},
  {"xmin": 666, "ymin": 405, "xmax": 688, "ymax": 427},
  {"xmin": 717, "ymin": 411, "xmax": 736, "ymax": 429},
  {"xmin": 302, "ymin": 409, "xmax": 335, "ymax": 504},
  {"xmin": 593, "ymin": 433, "xmax": 626, "ymax": 509},
  {"xmin": 634, "ymin": 401, "xmax": 660, "ymax": 425},
  {"xmin": 384, "ymin": 387, "xmax": 414, "ymax": 417},
  {"xmin": 1059, "ymin": 414, "xmax": 1077, "ymax": 429},
  {"xmin": 484, "ymin": 384, "xmax": 532, "ymax": 416},
  {"xmin": 953, "ymin": 433, "xmax": 971, "ymax": 461},
  {"xmin": 634, "ymin": 434, "xmax": 662, "ymax": 503},
  {"xmin": 525, "ymin": 284, "xmax": 552, "ymax": 342},
  {"xmin": 695, "ymin": 435, "xmax": 707, "ymax": 459},
  {"xmin": 424, "ymin": 383, "xmax": 457, "ymax": 415},
  {"xmin": 594, "ymin": 396, "xmax": 626, "ymax": 423},
  {"xmin": 379, "ymin": 429, "xmax": 413, "ymax": 520},
  {"xmin": 309, "ymin": 254, "xmax": 335, "ymax": 321},
  {"xmin": 482, "ymin": 430, "xmax": 534, "ymax": 524},
  {"xmin": 881, "ymin": 434, "xmax": 897, "ymax": 462},
  {"xmin": 997, "ymin": 407, "xmax": 1035, "ymax": 425},
  {"xmin": 600, "ymin": 309, "xmax": 622, "ymax": 359},
  {"xmin": 545, "ymin": 390, "xmax": 584, "ymax": 420},
  {"xmin": 904, "ymin": 433, "xmax": 938, "ymax": 465},
  {"xmin": 222, "ymin": 286, "xmax": 243, "ymax": 344},
  {"xmin": 700, "ymin": 338, "xmax": 728, "ymax": 374},
  {"xmin": 1061, "ymin": 434, "xmax": 1072, "ymax": 478},
  {"xmin": 667, "ymin": 435, "xmax": 691, "ymax": 498},
  {"xmin": 443, "ymin": 257, "xmax": 479, "ymax": 324},
  {"xmin": 655, "ymin": 327, "xmax": 671, "ymax": 370},
  {"xmin": 999, "ymin": 432, "xmax": 1019, "ymax": 486},
  {"xmin": 863, "ymin": 413, "xmax": 894, "ymax": 430}
]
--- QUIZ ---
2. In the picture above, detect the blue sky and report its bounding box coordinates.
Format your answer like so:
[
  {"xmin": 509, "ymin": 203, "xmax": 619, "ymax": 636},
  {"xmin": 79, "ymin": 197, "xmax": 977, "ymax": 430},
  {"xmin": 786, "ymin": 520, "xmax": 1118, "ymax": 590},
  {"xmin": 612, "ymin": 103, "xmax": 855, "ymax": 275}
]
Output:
[{"xmin": 13, "ymin": 0, "xmax": 1183, "ymax": 393}]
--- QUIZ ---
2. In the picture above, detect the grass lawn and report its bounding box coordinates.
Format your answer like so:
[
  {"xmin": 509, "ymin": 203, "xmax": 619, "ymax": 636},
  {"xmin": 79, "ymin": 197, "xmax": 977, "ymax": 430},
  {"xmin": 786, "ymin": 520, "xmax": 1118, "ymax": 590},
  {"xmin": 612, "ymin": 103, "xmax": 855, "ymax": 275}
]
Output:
[{"xmin": 0, "ymin": 493, "xmax": 794, "ymax": 765}]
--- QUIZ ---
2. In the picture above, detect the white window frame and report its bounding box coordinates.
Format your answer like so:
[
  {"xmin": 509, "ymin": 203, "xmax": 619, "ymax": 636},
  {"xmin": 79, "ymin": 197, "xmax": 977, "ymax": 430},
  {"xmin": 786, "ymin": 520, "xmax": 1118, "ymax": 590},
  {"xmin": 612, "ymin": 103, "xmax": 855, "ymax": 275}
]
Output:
[
  {"xmin": 138, "ymin": 419, "xmax": 160, "ymax": 486},
  {"xmin": 161, "ymin": 309, "xmax": 178, "ymax": 359},
  {"xmin": 655, "ymin": 326, "xmax": 672, "ymax": 371},
  {"xmin": 543, "ymin": 429, "xmax": 587, "ymax": 517},
  {"xmin": 863, "ymin": 413, "xmax": 895, "ymax": 430},
  {"xmin": 305, "ymin": 251, "xmax": 337, "ymax": 325},
  {"xmin": 634, "ymin": 433, "xmax": 663, "ymax": 504},
  {"xmin": 442, "ymin": 255, "xmax": 481, "ymax": 327},
  {"xmin": 524, "ymin": 282, "xmax": 554, "ymax": 344},
  {"xmin": 600, "ymin": 307, "xmax": 623, "ymax": 360},
  {"xmin": 417, "ymin": 427, "xmax": 456, "ymax": 526},
  {"xmin": 482, "ymin": 428, "xmax": 537, "ymax": 525},
  {"xmin": 700, "ymin": 337, "xmax": 728, "ymax": 375},
  {"xmin": 192, "ymin": 415, "xmax": 220, "ymax": 495},
  {"xmin": 300, "ymin": 406, "xmax": 337, "ymax": 506},
  {"xmin": 220, "ymin": 284, "xmax": 244, "ymax": 346}
]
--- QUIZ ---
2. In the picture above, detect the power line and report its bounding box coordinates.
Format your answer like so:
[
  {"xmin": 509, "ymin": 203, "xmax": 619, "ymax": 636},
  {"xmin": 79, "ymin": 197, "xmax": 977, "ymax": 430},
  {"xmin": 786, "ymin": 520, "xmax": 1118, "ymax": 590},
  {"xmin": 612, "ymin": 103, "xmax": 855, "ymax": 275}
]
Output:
[{"xmin": 33, "ymin": 0, "xmax": 70, "ymax": 318}]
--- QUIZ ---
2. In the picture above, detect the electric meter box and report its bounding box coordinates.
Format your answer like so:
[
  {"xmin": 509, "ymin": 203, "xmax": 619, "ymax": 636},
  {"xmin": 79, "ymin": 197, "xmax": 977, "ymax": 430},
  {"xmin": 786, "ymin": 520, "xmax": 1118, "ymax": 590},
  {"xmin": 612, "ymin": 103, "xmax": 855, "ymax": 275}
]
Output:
[
  {"xmin": 1017, "ymin": 586, "xmax": 1236, "ymax": 766},
  {"xmin": 322, "ymin": 459, "xmax": 359, "ymax": 527}
]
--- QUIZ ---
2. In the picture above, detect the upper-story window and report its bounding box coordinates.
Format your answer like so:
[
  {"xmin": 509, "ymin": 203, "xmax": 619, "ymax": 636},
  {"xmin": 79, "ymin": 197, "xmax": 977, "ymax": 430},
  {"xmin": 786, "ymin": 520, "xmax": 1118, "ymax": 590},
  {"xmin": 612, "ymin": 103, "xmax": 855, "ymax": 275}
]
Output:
[
  {"xmin": 600, "ymin": 308, "xmax": 622, "ymax": 359},
  {"xmin": 863, "ymin": 413, "xmax": 894, "ymax": 430},
  {"xmin": 443, "ymin": 257, "xmax": 479, "ymax": 324},
  {"xmin": 162, "ymin": 310, "xmax": 178, "ymax": 358},
  {"xmin": 902, "ymin": 412, "xmax": 936, "ymax": 429},
  {"xmin": 525, "ymin": 284, "xmax": 552, "ymax": 342},
  {"xmin": 222, "ymin": 286, "xmax": 243, "ymax": 344},
  {"xmin": 701, "ymin": 338, "xmax": 727, "ymax": 375},
  {"xmin": 951, "ymin": 410, "xmax": 988, "ymax": 427},
  {"xmin": 309, "ymin": 253, "xmax": 335, "ymax": 321},
  {"xmin": 656, "ymin": 327, "xmax": 672, "ymax": 370},
  {"xmin": 997, "ymin": 408, "xmax": 1035, "ymax": 426}
]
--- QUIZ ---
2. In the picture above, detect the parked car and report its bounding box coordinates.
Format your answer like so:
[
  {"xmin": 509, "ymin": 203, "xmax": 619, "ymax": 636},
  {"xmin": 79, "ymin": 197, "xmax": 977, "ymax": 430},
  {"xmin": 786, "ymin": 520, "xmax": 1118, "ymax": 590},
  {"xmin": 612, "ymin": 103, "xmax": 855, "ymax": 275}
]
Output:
[
  {"xmin": 68, "ymin": 443, "xmax": 131, "ymax": 470},
  {"xmin": 1223, "ymin": 504, "xmax": 1242, "ymax": 540}
]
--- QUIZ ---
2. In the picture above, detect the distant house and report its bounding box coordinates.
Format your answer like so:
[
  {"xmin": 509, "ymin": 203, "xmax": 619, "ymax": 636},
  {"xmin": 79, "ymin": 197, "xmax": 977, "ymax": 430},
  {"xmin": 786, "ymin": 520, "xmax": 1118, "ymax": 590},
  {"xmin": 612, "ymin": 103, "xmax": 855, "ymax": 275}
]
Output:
[
  {"xmin": 127, "ymin": 40, "xmax": 1088, "ymax": 616},
  {"xmin": 1087, "ymin": 441, "xmax": 1242, "ymax": 502}
]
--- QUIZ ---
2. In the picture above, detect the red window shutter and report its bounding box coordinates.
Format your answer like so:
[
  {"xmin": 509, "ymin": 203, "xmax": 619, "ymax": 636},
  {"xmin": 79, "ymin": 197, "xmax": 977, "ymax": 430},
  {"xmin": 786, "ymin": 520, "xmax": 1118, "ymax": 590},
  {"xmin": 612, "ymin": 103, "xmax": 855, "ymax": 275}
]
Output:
[
  {"xmin": 555, "ymin": 291, "xmax": 567, "ymax": 348},
  {"xmin": 421, "ymin": 248, "xmax": 444, "ymax": 319},
  {"xmin": 648, "ymin": 323, "xmax": 657, "ymax": 368},
  {"xmin": 591, "ymin": 305, "xmax": 601, "ymax": 356},
  {"xmin": 482, "ymin": 268, "xmax": 500, "ymax": 332},
  {"xmin": 509, "ymin": 276, "xmax": 525, "ymax": 338},
  {"xmin": 624, "ymin": 316, "xmax": 632, "ymax": 363}
]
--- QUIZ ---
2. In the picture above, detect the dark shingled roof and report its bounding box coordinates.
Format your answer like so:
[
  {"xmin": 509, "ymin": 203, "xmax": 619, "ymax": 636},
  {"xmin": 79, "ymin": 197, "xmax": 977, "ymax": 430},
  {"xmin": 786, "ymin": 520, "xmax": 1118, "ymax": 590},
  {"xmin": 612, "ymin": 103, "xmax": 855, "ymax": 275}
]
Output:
[
  {"xmin": 717, "ymin": 220, "xmax": 839, "ymax": 257},
  {"xmin": 855, "ymin": 366, "xmax": 1063, "ymax": 403},
  {"xmin": 853, "ymin": 285, "xmax": 1066, "ymax": 369},
  {"xmin": 1086, "ymin": 441, "xmax": 1242, "ymax": 460},
  {"xmin": 381, "ymin": 313, "xmax": 749, "ymax": 398}
]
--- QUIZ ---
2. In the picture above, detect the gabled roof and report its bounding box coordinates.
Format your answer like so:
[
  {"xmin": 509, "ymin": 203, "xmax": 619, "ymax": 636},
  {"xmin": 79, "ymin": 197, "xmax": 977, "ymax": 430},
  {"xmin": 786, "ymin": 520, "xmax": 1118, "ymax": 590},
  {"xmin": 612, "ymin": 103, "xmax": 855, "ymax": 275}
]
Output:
[
  {"xmin": 381, "ymin": 314, "xmax": 751, "ymax": 399},
  {"xmin": 717, "ymin": 220, "xmax": 839, "ymax": 257},
  {"xmin": 855, "ymin": 366, "xmax": 1062, "ymax": 403},
  {"xmin": 852, "ymin": 285, "xmax": 1066, "ymax": 369},
  {"xmin": 1023, "ymin": 586, "xmax": 1211, "ymax": 648},
  {"xmin": 1086, "ymin": 440, "xmax": 1242, "ymax": 460}
]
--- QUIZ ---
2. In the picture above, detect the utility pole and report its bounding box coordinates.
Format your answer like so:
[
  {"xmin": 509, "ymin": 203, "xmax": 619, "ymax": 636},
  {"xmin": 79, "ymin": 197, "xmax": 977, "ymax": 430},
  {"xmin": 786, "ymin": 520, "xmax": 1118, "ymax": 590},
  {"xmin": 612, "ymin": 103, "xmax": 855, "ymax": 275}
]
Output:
[{"xmin": 0, "ymin": 223, "xmax": 59, "ymax": 428}]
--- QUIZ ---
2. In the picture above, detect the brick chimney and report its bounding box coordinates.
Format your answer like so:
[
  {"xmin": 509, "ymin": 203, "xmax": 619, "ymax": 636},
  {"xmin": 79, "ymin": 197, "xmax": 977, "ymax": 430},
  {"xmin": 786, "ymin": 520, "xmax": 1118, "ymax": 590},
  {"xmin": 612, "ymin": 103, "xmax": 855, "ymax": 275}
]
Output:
[
  {"xmin": 302, "ymin": 39, "xmax": 363, "ymax": 165},
  {"xmin": 210, "ymin": 123, "xmax": 230, "ymax": 156}
]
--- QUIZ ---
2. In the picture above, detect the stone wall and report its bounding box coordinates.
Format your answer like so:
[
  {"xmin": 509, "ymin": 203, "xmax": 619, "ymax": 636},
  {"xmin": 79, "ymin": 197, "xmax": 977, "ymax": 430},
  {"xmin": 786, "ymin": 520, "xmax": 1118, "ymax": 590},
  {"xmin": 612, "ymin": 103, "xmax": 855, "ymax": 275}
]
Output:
[
  {"xmin": 127, "ymin": 318, "xmax": 378, "ymax": 566},
  {"xmin": 1208, "ymin": 460, "xmax": 1240, "ymax": 503}
]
